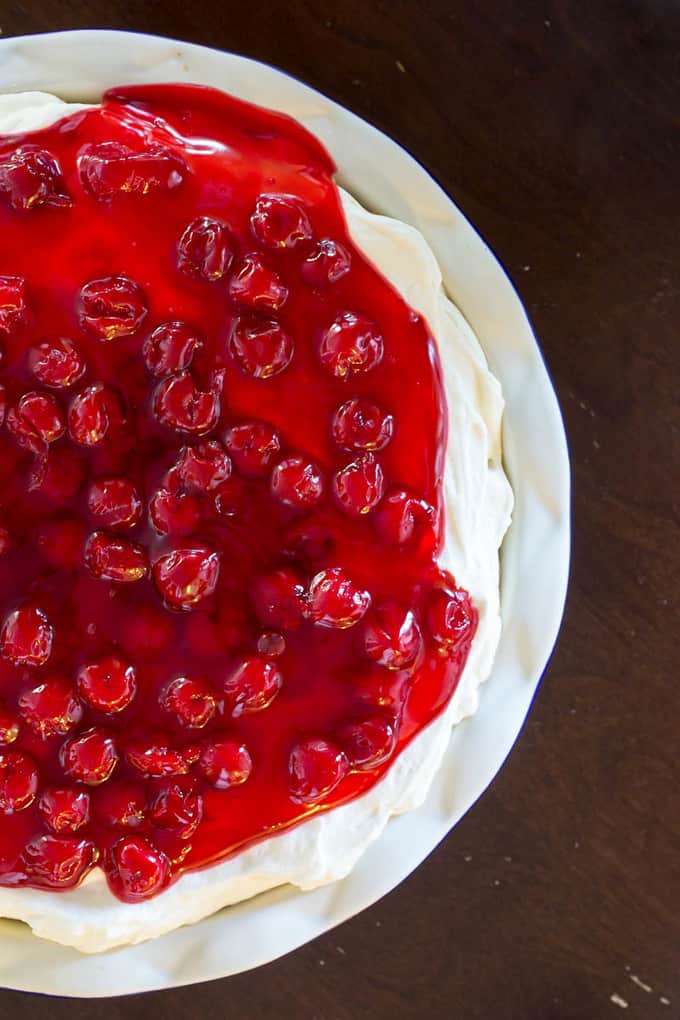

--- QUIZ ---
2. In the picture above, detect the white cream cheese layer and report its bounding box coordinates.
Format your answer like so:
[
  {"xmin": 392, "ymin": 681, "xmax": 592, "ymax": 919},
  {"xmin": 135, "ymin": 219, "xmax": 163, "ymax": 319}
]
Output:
[{"xmin": 0, "ymin": 94, "xmax": 513, "ymax": 953}]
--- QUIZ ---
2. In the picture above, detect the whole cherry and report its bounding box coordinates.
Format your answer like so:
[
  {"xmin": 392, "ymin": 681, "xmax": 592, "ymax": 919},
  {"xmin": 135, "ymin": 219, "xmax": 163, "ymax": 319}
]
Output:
[{"xmin": 288, "ymin": 738, "xmax": 348, "ymax": 804}]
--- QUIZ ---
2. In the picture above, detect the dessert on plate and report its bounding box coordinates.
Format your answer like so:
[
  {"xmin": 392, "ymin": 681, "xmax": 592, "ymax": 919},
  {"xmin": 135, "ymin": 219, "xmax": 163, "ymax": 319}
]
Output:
[{"xmin": 0, "ymin": 84, "xmax": 512, "ymax": 951}]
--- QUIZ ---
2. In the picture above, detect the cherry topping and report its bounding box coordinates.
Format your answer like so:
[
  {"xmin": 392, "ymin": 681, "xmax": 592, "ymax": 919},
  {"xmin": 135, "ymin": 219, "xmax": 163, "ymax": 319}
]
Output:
[
  {"xmin": 251, "ymin": 568, "xmax": 306, "ymax": 630},
  {"xmin": 0, "ymin": 275, "xmax": 28, "ymax": 336},
  {"xmin": 228, "ymin": 316, "xmax": 294, "ymax": 379},
  {"xmin": 336, "ymin": 715, "xmax": 398, "ymax": 771},
  {"xmin": 150, "ymin": 780, "xmax": 203, "ymax": 839},
  {"xmin": 77, "ymin": 655, "xmax": 138, "ymax": 714},
  {"xmin": 318, "ymin": 311, "xmax": 384, "ymax": 379},
  {"xmin": 228, "ymin": 252, "xmax": 289, "ymax": 312},
  {"xmin": 39, "ymin": 787, "xmax": 90, "ymax": 834},
  {"xmin": 84, "ymin": 531, "xmax": 148, "ymax": 583},
  {"xmin": 223, "ymin": 420, "xmax": 280, "ymax": 477},
  {"xmin": 0, "ymin": 705, "xmax": 19, "ymax": 745},
  {"xmin": 1, "ymin": 606, "xmax": 53, "ymax": 666},
  {"xmin": 79, "ymin": 276, "xmax": 148, "ymax": 340},
  {"xmin": 109, "ymin": 836, "xmax": 169, "ymax": 901},
  {"xmin": 250, "ymin": 194, "xmax": 312, "ymax": 250},
  {"xmin": 160, "ymin": 676, "xmax": 216, "ymax": 729},
  {"xmin": 332, "ymin": 397, "xmax": 394, "ymax": 452},
  {"xmin": 152, "ymin": 546, "xmax": 221, "ymax": 610},
  {"xmin": 68, "ymin": 383, "xmax": 123, "ymax": 447},
  {"xmin": 0, "ymin": 146, "xmax": 69, "ymax": 211},
  {"xmin": 153, "ymin": 372, "xmax": 220, "ymax": 435},
  {"xmin": 307, "ymin": 567, "xmax": 371, "ymax": 629},
  {"xmin": 177, "ymin": 216, "xmax": 233, "ymax": 281},
  {"xmin": 88, "ymin": 477, "xmax": 143, "ymax": 529},
  {"xmin": 29, "ymin": 337, "xmax": 85, "ymax": 388},
  {"xmin": 197, "ymin": 739, "xmax": 252, "ymax": 788},
  {"xmin": 22, "ymin": 834, "xmax": 97, "ymax": 888},
  {"xmin": 60, "ymin": 728, "xmax": 119, "ymax": 785},
  {"xmin": 288, "ymin": 738, "xmax": 349, "ymax": 804},
  {"xmin": 18, "ymin": 677, "xmax": 83, "ymax": 738},
  {"xmin": 363, "ymin": 602, "xmax": 423, "ymax": 670},
  {"xmin": 427, "ymin": 586, "xmax": 478, "ymax": 654},
  {"xmin": 333, "ymin": 453, "xmax": 385, "ymax": 516},
  {"xmin": 301, "ymin": 238, "xmax": 352, "ymax": 286},
  {"xmin": 95, "ymin": 781, "xmax": 146, "ymax": 829},
  {"xmin": 0, "ymin": 751, "xmax": 39, "ymax": 813},
  {"xmin": 175, "ymin": 441, "xmax": 231, "ymax": 492},
  {"xmin": 126, "ymin": 739, "xmax": 190, "ymax": 778},
  {"xmin": 149, "ymin": 488, "xmax": 201, "ymax": 536},
  {"xmin": 79, "ymin": 141, "xmax": 186, "ymax": 198},
  {"xmin": 0, "ymin": 84, "xmax": 476, "ymax": 902},
  {"xmin": 271, "ymin": 456, "xmax": 325, "ymax": 508},
  {"xmin": 223, "ymin": 656, "xmax": 283, "ymax": 716},
  {"xmin": 12, "ymin": 390, "xmax": 67, "ymax": 448},
  {"xmin": 142, "ymin": 321, "xmax": 202, "ymax": 377}
]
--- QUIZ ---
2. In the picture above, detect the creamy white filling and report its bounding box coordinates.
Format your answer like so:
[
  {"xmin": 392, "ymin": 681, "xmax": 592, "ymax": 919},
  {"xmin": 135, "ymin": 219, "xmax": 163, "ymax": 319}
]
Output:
[{"xmin": 0, "ymin": 94, "xmax": 513, "ymax": 953}]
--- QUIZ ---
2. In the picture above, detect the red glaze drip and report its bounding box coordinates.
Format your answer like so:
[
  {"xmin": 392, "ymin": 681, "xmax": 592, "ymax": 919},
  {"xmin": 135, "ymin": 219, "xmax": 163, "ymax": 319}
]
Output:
[{"xmin": 0, "ymin": 84, "xmax": 478, "ymax": 901}]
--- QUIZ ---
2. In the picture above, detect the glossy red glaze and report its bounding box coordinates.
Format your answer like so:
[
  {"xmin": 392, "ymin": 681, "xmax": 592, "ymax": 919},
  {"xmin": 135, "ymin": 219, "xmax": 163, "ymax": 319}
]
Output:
[
  {"xmin": 250, "ymin": 568, "xmax": 306, "ymax": 630},
  {"xmin": 0, "ymin": 84, "xmax": 476, "ymax": 902}
]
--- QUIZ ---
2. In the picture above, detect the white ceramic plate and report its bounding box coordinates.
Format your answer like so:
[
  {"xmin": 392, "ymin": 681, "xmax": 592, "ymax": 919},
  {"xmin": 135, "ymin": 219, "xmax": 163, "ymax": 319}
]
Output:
[{"xmin": 0, "ymin": 30, "xmax": 570, "ymax": 997}]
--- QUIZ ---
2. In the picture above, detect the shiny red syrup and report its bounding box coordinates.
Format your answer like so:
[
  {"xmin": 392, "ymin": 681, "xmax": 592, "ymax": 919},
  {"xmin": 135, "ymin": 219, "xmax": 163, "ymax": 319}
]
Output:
[{"xmin": 0, "ymin": 84, "xmax": 478, "ymax": 902}]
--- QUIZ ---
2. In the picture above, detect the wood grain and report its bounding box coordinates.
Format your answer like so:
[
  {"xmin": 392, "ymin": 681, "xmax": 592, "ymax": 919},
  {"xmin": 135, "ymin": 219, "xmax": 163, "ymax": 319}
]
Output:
[{"xmin": 0, "ymin": 2, "xmax": 678, "ymax": 1017}]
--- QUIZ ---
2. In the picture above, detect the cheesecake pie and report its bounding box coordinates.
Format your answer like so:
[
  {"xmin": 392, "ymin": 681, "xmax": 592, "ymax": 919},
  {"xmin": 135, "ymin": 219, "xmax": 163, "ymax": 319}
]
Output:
[{"xmin": 0, "ymin": 84, "xmax": 512, "ymax": 950}]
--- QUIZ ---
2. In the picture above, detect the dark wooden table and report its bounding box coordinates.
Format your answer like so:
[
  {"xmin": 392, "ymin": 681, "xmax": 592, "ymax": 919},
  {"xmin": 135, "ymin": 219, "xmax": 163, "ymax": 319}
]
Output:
[{"xmin": 0, "ymin": 3, "xmax": 678, "ymax": 1017}]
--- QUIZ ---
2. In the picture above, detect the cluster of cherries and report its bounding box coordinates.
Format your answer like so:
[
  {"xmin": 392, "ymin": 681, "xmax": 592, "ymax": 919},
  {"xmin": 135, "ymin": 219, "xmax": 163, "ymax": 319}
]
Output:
[{"xmin": 0, "ymin": 85, "xmax": 476, "ymax": 902}]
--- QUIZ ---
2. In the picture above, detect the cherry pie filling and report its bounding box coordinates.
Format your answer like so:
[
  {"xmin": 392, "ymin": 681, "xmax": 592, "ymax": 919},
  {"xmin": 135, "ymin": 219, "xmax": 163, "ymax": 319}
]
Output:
[{"xmin": 0, "ymin": 84, "xmax": 478, "ymax": 902}]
